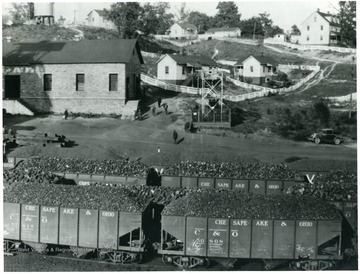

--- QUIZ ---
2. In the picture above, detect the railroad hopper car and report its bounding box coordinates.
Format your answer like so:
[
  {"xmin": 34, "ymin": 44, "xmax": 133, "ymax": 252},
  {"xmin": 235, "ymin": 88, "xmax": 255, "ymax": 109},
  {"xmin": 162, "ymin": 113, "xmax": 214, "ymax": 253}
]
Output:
[
  {"xmin": 56, "ymin": 173, "xmax": 357, "ymax": 233},
  {"xmin": 3, "ymin": 201, "xmax": 156, "ymax": 263},
  {"xmin": 160, "ymin": 214, "xmax": 345, "ymax": 270}
]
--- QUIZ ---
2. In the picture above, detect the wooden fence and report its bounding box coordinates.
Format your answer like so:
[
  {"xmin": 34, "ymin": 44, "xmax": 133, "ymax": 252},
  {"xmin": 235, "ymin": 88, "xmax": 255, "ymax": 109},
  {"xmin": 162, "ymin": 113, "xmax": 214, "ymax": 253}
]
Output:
[{"xmin": 264, "ymin": 39, "xmax": 356, "ymax": 54}]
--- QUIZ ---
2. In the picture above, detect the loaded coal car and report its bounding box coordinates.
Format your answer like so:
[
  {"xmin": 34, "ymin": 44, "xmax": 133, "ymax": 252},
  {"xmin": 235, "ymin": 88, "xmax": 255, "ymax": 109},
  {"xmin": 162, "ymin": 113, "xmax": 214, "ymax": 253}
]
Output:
[
  {"xmin": 159, "ymin": 191, "xmax": 345, "ymax": 270},
  {"xmin": 3, "ymin": 182, "xmax": 158, "ymax": 263}
]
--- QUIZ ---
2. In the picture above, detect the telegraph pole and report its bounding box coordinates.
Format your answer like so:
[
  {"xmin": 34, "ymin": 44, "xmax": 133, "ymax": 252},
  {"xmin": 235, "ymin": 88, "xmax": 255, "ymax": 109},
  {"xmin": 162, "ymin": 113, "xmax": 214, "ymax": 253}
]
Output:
[{"xmin": 253, "ymin": 22, "xmax": 256, "ymax": 40}]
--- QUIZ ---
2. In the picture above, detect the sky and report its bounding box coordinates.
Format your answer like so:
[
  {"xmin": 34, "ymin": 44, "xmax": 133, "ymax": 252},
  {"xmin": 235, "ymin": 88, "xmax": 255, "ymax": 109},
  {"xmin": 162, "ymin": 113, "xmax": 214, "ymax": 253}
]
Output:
[{"xmin": 2, "ymin": 0, "xmax": 341, "ymax": 32}]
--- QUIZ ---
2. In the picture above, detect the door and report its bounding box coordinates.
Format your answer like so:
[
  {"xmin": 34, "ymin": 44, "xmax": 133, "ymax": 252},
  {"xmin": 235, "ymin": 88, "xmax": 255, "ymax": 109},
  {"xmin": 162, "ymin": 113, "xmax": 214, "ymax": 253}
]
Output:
[
  {"xmin": 125, "ymin": 77, "xmax": 130, "ymax": 102},
  {"xmin": 5, "ymin": 75, "xmax": 21, "ymax": 99}
]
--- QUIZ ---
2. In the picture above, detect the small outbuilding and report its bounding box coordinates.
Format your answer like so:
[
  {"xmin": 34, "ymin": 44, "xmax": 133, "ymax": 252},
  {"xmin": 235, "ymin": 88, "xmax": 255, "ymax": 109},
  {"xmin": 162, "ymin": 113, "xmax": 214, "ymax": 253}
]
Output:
[
  {"xmin": 156, "ymin": 54, "xmax": 218, "ymax": 85},
  {"xmin": 234, "ymin": 55, "xmax": 278, "ymax": 85},
  {"xmin": 3, "ymin": 39, "xmax": 143, "ymax": 115},
  {"xmin": 166, "ymin": 22, "xmax": 198, "ymax": 40},
  {"xmin": 205, "ymin": 27, "xmax": 241, "ymax": 38}
]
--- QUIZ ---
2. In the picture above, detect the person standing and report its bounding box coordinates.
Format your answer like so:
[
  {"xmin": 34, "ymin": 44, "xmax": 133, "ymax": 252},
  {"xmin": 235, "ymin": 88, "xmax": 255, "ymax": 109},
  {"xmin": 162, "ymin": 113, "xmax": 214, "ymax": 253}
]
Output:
[
  {"xmin": 64, "ymin": 109, "xmax": 69, "ymax": 120},
  {"xmin": 173, "ymin": 130, "xmax": 178, "ymax": 144},
  {"xmin": 163, "ymin": 103, "xmax": 168, "ymax": 115},
  {"xmin": 158, "ymin": 97, "xmax": 162, "ymax": 108}
]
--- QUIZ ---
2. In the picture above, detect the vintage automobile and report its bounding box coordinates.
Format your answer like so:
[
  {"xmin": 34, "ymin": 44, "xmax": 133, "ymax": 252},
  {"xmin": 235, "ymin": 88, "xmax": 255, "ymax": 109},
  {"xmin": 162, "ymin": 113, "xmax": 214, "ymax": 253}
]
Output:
[{"xmin": 308, "ymin": 129, "xmax": 342, "ymax": 145}]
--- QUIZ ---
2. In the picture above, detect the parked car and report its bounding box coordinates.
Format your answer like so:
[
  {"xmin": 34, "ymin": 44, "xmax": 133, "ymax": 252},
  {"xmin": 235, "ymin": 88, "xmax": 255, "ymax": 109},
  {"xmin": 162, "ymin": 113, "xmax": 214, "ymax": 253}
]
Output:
[{"xmin": 308, "ymin": 128, "xmax": 342, "ymax": 145}]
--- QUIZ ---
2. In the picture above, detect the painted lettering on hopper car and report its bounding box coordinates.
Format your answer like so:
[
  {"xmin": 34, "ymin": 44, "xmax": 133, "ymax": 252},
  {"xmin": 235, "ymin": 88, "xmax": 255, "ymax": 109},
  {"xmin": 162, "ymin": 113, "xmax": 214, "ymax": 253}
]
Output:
[
  {"xmin": 102, "ymin": 211, "xmax": 115, "ymax": 217},
  {"xmin": 63, "ymin": 208, "xmax": 75, "ymax": 214},
  {"xmin": 268, "ymin": 185, "xmax": 280, "ymax": 189},
  {"xmin": 25, "ymin": 205, "xmax": 36, "ymax": 211},
  {"xmin": 232, "ymin": 220, "xmax": 248, "ymax": 226},
  {"xmin": 215, "ymin": 219, "xmax": 227, "ymax": 225},
  {"xmin": 255, "ymin": 220, "xmax": 268, "ymax": 226},
  {"xmin": 217, "ymin": 183, "xmax": 230, "ymax": 188},
  {"xmin": 42, "ymin": 207, "xmax": 56, "ymax": 213},
  {"xmin": 299, "ymin": 221, "xmax": 313, "ymax": 227},
  {"xmin": 200, "ymin": 182, "xmax": 210, "ymax": 187},
  {"xmin": 234, "ymin": 184, "xmax": 245, "ymax": 188}
]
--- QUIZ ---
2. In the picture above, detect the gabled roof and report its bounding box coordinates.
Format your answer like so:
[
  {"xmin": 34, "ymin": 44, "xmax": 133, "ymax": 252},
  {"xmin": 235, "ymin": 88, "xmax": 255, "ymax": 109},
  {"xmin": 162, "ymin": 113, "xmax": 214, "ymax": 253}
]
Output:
[
  {"xmin": 3, "ymin": 39, "xmax": 144, "ymax": 66},
  {"xmin": 206, "ymin": 27, "xmax": 241, "ymax": 33},
  {"xmin": 176, "ymin": 22, "xmax": 197, "ymax": 31},
  {"xmin": 157, "ymin": 54, "xmax": 218, "ymax": 67},
  {"xmin": 235, "ymin": 55, "xmax": 277, "ymax": 66},
  {"xmin": 317, "ymin": 11, "xmax": 341, "ymax": 27},
  {"xmin": 87, "ymin": 9, "xmax": 107, "ymax": 17}
]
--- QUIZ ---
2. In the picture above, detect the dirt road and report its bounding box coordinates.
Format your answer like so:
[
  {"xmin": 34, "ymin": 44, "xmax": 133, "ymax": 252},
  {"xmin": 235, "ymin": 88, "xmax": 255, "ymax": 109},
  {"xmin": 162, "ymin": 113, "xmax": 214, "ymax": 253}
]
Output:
[{"xmin": 5, "ymin": 115, "xmax": 356, "ymax": 170}]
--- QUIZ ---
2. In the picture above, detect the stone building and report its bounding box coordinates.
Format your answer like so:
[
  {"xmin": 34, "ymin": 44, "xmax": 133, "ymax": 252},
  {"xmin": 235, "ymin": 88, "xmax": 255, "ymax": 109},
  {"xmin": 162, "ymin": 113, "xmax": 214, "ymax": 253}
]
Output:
[{"xmin": 3, "ymin": 39, "xmax": 143, "ymax": 115}]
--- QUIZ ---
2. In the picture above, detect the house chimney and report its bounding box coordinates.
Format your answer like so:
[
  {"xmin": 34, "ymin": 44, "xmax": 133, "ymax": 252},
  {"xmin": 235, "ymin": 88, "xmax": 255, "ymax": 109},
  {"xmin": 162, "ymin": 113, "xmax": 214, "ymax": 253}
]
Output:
[
  {"xmin": 317, "ymin": 8, "xmax": 320, "ymax": 12},
  {"xmin": 327, "ymin": 11, "xmax": 330, "ymax": 14}
]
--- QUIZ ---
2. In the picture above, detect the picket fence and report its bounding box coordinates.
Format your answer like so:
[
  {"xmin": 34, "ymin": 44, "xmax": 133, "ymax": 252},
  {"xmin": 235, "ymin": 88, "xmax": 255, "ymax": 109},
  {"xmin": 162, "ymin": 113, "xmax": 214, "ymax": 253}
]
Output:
[
  {"xmin": 141, "ymin": 65, "xmax": 320, "ymax": 102},
  {"xmin": 141, "ymin": 74, "xmax": 207, "ymax": 95},
  {"xmin": 226, "ymin": 66, "xmax": 321, "ymax": 96},
  {"xmin": 264, "ymin": 39, "xmax": 356, "ymax": 54}
]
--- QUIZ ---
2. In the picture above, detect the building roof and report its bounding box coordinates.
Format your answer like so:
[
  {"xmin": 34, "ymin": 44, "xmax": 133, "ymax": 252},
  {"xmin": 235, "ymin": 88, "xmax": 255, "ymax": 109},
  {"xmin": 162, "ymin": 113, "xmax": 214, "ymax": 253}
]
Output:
[
  {"xmin": 87, "ymin": 9, "xmax": 107, "ymax": 17},
  {"xmin": 235, "ymin": 55, "xmax": 277, "ymax": 66},
  {"xmin": 158, "ymin": 54, "xmax": 218, "ymax": 67},
  {"xmin": 176, "ymin": 22, "xmax": 197, "ymax": 31},
  {"xmin": 206, "ymin": 27, "xmax": 240, "ymax": 33},
  {"xmin": 3, "ymin": 39, "xmax": 144, "ymax": 66},
  {"xmin": 317, "ymin": 11, "xmax": 341, "ymax": 27}
]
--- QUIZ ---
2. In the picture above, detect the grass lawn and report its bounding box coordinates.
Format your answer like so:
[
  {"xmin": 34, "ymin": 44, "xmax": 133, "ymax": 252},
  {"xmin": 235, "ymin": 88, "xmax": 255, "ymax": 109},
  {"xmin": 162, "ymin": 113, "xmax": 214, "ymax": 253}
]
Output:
[
  {"xmin": 2, "ymin": 24, "xmax": 78, "ymax": 42},
  {"xmin": 328, "ymin": 63, "xmax": 357, "ymax": 80}
]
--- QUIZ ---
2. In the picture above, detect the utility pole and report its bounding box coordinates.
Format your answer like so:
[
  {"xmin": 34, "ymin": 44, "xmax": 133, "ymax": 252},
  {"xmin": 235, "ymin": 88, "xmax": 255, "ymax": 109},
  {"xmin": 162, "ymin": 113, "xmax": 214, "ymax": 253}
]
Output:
[
  {"xmin": 253, "ymin": 22, "xmax": 256, "ymax": 40},
  {"xmin": 349, "ymin": 66, "xmax": 355, "ymax": 118}
]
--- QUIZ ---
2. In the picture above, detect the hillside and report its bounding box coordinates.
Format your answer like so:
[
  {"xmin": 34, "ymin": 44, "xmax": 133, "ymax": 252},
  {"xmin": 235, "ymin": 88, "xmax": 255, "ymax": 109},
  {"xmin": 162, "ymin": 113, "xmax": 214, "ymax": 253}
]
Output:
[{"xmin": 2, "ymin": 24, "xmax": 179, "ymax": 55}]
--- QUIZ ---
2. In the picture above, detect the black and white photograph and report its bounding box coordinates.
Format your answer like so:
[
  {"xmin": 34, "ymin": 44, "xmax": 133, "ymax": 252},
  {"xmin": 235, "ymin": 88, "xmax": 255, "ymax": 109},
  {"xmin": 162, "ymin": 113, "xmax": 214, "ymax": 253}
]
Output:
[{"xmin": 2, "ymin": 0, "xmax": 357, "ymax": 271}]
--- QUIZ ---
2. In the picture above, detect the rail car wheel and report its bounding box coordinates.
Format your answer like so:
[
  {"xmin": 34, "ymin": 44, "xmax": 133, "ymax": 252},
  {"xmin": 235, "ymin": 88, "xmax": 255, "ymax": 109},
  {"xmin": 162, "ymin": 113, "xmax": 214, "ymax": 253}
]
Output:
[
  {"xmin": 167, "ymin": 255, "xmax": 207, "ymax": 269},
  {"xmin": 290, "ymin": 260, "xmax": 338, "ymax": 270},
  {"xmin": 4, "ymin": 240, "xmax": 21, "ymax": 253},
  {"xmin": 105, "ymin": 251, "xmax": 142, "ymax": 264}
]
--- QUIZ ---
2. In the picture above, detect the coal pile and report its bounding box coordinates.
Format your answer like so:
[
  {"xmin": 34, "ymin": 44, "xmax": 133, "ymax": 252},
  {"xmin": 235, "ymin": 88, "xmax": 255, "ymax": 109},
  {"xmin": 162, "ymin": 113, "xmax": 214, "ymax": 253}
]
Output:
[
  {"xmin": 5, "ymin": 156, "xmax": 149, "ymax": 178},
  {"xmin": 163, "ymin": 161, "xmax": 303, "ymax": 180},
  {"xmin": 162, "ymin": 191, "xmax": 339, "ymax": 220},
  {"xmin": 284, "ymin": 170, "xmax": 357, "ymax": 201},
  {"xmin": 4, "ymin": 182, "xmax": 151, "ymax": 212}
]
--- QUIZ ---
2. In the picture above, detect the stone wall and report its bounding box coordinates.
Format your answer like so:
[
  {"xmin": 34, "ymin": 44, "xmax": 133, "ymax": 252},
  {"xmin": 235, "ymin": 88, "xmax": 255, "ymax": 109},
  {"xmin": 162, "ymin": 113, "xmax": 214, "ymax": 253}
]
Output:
[{"xmin": 3, "ymin": 63, "xmax": 131, "ymax": 114}]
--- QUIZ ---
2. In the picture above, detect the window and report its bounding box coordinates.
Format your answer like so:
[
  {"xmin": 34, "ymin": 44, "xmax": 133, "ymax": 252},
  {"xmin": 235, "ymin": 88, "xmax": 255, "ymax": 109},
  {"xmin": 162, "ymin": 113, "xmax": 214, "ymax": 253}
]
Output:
[
  {"xmin": 43, "ymin": 74, "xmax": 52, "ymax": 91},
  {"xmin": 307, "ymin": 36, "xmax": 310, "ymax": 41},
  {"xmin": 250, "ymin": 66, "xmax": 253, "ymax": 72},
  {"xmin": 182, "ymin": 66, "xmax": 186, "ymax": 75},
  {"xmin": 76, "ymin": 74, "xmax": 84, "ymax": 91},
  {"xmin": 263, "ymin": 66, "xmax": 265, "ymax": 73},
  {"xmin": 268, "ymin": 67, "xmax": 271, "ymax": 72},
  {"xmin": 314, "ymin": 17, "xmax": 317, "ymax": 22},
  {"xmin": 321, "ymin": 25, "xmax": 323, "ymax": 30},
  {"xmin": 165, "ymin": 66, "xmax": 169, "ymax": 74},
  {"xmin": 307, "ymin": 26, "xmax": 310, "ymax": 31},
  {"xmin": 109, "ymin": 74, "xmax": 118, "ymax": 91},
  {"xmin": 320, "ymin": 35, "xmax": 323, "ymax": 41},
  {"xmin": 92, "ymin": 18, "xmax": 94, "ymax": 22}
]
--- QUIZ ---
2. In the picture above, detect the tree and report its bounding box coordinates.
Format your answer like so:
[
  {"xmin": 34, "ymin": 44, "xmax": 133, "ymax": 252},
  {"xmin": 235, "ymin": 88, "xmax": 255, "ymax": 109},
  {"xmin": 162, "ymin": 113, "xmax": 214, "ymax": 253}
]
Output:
[
  {"xmin": 291, "ymin": 24, "xmax": 301, "ymax": 35},
  {"xmin": 213, "ymin": 1, "xmax": 241, "ymax": 28},
  {"xmin": 312, "ymin": 101, "xmax": 331, "ymax": 126},
  {"xmin": 239, "ymin": 17, "xmax": 264, "ymax": 37},
  {"xmin": 105, "ymin": 3, "xmax": 143, "ymax": 39},
  {"xmin": 141, "ymin": 2, "xmax": 174, "ymax": 35},
  {"xmin": 337, "ymin": 1, "xmax": 356, "ymax": 46},
  {"xmin": 176, "ymin": 2, "xmax": 189, "ymax": 22},
  {"xmin": 258, "ymin": 12, "xmax": 273, "ymax": 38},
  {"xmin": 186, "ymin": 11, "xmax": 210, "ymax": 33},
  {"xmin": 9, "ymin": 3, "xmax": 31, "ymax": 23}
]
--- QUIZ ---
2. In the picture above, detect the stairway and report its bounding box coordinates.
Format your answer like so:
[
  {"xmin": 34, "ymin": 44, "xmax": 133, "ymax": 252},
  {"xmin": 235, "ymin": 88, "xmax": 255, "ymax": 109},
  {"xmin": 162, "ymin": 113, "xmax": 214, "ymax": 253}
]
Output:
[
  {"xmin": 121, "ymin": 100, "xmax": 140, "ymax": 120},
  {"xmin": 181, "ymin": 76, "xmax": 194, "ymax": 86},
  {"xmin": 3, "ymin": 99, "xmax": 34, "ymax": 116}
]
